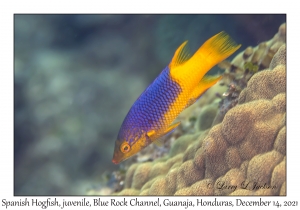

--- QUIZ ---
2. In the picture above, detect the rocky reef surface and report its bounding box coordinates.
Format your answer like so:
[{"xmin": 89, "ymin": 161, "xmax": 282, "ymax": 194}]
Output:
[{"xmin": 89, "ymin": 23, "xmax": 286, "ymax": 196}]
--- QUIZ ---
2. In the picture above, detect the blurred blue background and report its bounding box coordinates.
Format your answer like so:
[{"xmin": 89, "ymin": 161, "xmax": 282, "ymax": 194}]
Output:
[{"xmin": 14, "ymin": 14, "xmax": 286, "ymax": 195}]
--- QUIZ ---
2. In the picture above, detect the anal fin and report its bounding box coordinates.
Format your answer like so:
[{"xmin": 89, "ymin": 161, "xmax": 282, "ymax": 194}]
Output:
[{"xmin": 187, "ymin": 75, "xmax": 222, "ymax": 108}]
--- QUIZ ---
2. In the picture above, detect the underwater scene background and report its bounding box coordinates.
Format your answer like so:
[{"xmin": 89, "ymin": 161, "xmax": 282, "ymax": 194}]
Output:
[{"xmin": 14, "ymin": 14, "xmax": 286, "ymax": 195}]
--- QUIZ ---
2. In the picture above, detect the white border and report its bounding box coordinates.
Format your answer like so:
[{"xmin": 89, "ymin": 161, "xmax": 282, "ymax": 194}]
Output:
[{"xmin": 1, "ymin": 1, "xmax": 298, "ymax": 210}]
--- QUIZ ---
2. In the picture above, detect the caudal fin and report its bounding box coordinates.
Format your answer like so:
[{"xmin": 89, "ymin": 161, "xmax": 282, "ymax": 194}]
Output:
[{"xmin": 193, "ymin": 31, "xmax": 241, "ymax": 71}]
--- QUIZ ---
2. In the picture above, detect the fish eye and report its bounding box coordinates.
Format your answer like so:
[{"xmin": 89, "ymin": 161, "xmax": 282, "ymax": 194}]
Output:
[{"xmin": 120, "ymin": 142, "xmax": 131, "ymax": 153}]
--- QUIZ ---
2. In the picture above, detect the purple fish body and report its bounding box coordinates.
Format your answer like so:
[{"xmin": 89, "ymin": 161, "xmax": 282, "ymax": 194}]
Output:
[{"xmin": 117, "ymin": 66, "xmax": 181, "ymax": 145}]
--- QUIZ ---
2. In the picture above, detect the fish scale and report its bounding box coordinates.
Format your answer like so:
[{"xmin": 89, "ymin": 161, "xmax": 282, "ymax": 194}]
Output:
[{"xmin": 119, "ymin": 67, "xmax": 182, "ymax": 139}]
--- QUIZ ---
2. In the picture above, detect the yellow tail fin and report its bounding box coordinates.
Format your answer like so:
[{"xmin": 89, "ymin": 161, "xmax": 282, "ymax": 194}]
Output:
[
  {"xmin": 193, "ymin": 31, "xmax": 241, "ymax": 71},
  {"xmin": 169, "ymin": 32, "xmax": 240, "ymax": 82}
]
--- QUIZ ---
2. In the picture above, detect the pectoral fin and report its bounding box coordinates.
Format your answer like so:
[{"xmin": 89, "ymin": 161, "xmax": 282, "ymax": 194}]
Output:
[
  {"xmin": 164, "ymin": 121, "xmax": 181, "ymax": 134},
  {"xmin": 147, "ymin": 122, "xmax": 181, "ymax": 147},
  {"xmin": 153, "ymin": 138, "xmax": 165, "ymax": 147}
]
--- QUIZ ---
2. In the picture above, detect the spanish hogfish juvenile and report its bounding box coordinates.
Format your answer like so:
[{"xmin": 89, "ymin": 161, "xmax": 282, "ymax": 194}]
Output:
[{"xmin": 112, "ymin": 31, "xmax": 241, "ymax": 164}]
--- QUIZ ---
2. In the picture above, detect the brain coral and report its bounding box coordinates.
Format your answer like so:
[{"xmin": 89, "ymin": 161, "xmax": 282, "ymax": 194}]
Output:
[{"xmin": 110, "ymin": 28, "xmax": 286, "ymax": 196}]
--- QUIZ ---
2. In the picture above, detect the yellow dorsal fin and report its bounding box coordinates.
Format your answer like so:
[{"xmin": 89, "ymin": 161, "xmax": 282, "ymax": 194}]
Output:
[
  {"xmin": 169, "ymin": 41, "xmax": 191, "ymax": 69},
  {"xmin": 187, "ymin": 75, "xmax": 222, "ymax": 108}
]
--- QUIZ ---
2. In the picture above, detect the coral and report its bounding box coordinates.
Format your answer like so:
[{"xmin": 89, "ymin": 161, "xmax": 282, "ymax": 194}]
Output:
[
  {"xmin": 230, "ymin": 189, "xmax": 253, "ymax": 196},
  {"xmin": 214, "ymin": 23, "xmax": 286, "ymax": 124},
  {"xmin": 148, "ymin": 162, "xmax": 170, "ymax": 180},
  {"xmin": 202, "ymin": 124, "xmax": 230, "ymax": 179},
  {"xmin": 271, "ymin": 157, "xmax": 286, "ymax": 195},
  {"xmin": 116, "ymin": 189, "xmax": 140, "ymax": 195},
  {"xmin": 196, "ymin": 101, "xmax": 219, "ymax": 131},
  {"xmin": 174, "ymin": 179, "xmax": 215, "ymax": 195},
  {"xmin": 176, "ymin": 160, "xmax": 204, "ymax": 190},
  {"xmin": 274, "ymin": 126, "xmax": 286, "ymax": 155},
  {"xmin": 183, "ymin": 130, "xmax": 208, "ymax": 162},
  {"xmin": 148, "ymin": 176, "xmax": 169, "ymax": 195},
  {"xmin": 124, "ymin": 163, "xmax": 139, "ymax": 188},
  {"xmin": 190, "ymin": 179, "xmax": 214, "ymax": 195},
  {"xmin": 238, "ymin": 64, "xmax": 286, "ymax": 103},
  {"xmin": 280, "ymin": 181, "xmax": 286, "ymax": 196},
  {"xmin": 131, "ymin": 162, "xmax": 153, "ymax": 189},
  {"xmin": 269, "ymin": 42, "xmax": 286, "ymax": 70},
  {"xmin": 229, "ymin": 23, "xmax": 286, "ymax": 71},
  {"xmin": 214, "ymin": 168, "xmax": 245, "ymax": 195},
  {"xmin": 163, "ymin": 168, "xmax": 179, "ymax": 194},
  {"xmin": 225, "ymin": 147, "xmax": 242, "ymax": 169},
  {"xmin": 168, "ymin": 132, "xmax": 200, "ymax": 157},
  {"xmin": 247, "ymin": 151, "xmax": 283, "ymax": 185},
  {"xmin": 99, "ymin": 24, "xmax": 286, "ymax": 196}
]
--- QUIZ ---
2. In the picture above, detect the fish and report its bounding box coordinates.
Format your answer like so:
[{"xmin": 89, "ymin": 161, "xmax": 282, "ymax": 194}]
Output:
[{"xmin": 112, "ymin": 31, "xmax": 241, "ymax": 164}]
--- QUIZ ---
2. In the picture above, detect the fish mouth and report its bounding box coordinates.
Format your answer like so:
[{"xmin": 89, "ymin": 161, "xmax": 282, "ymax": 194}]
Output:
[
  {"xmin": 112, "ymin": 151, "xmax": 123, "ymax": 164},
  {"xmin": 112, "ymin": 153, "xmax": 131, "ymax": 164},
  {"xmin": 112, "ymin": 158, "xmax": 120, "ymax": 164}
]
